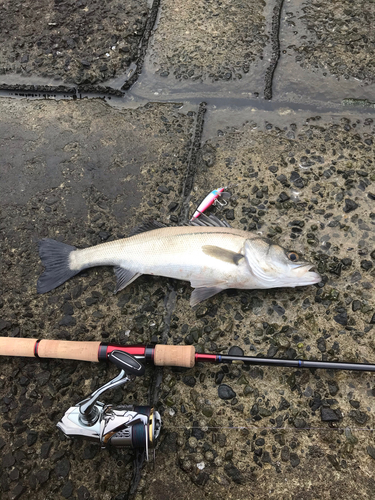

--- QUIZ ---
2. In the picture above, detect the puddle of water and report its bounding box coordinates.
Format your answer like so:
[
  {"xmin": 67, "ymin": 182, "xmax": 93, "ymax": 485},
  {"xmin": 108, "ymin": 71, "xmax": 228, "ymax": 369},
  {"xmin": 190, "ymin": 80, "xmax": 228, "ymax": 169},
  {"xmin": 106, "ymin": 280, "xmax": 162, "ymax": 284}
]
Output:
[{"xmin": 201, "ymin": 102, "xmax": 375, "ymax": 143}]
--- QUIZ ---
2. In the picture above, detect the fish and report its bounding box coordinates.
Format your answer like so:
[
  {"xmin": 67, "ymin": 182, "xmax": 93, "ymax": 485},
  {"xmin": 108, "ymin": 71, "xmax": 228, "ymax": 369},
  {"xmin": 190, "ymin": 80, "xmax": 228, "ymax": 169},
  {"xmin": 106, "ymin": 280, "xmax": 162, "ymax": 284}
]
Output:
[{"xmin": 37, "ymin": 215, "xmax": 321, "ymax": 307}]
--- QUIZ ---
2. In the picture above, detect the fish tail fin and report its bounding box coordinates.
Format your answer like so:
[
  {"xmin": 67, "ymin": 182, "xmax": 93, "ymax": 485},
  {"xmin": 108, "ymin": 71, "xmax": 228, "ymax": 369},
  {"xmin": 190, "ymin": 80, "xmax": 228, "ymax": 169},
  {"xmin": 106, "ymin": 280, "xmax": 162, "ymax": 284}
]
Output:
[{"xmin": 37, "ymin": 238, "xmax": 79, "ymax": 293}]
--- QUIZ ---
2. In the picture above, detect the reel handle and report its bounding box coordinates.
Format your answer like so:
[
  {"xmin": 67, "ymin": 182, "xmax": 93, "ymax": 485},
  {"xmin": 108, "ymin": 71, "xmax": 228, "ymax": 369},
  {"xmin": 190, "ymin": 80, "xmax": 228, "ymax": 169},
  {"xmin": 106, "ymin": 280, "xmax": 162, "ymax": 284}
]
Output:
[{"xmin": 109, "ymin": 351, "xmax": 145, "ymax": 376}]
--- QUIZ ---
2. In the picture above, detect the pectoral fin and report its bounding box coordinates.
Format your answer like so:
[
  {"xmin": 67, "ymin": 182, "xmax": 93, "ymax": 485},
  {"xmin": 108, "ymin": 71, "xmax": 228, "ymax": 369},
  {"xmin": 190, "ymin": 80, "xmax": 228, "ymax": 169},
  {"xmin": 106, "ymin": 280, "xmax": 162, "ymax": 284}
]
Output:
[
  {"xmin": 114, "ymin": 267, "xmax": 142, "ymax": 293},
  {"xmin": 190, "ymin": 286, "xmax": 225, "ymax": 307},
  {"xmin": 202, "ymin": 245, "xmax": 244, "ymax": 265}
]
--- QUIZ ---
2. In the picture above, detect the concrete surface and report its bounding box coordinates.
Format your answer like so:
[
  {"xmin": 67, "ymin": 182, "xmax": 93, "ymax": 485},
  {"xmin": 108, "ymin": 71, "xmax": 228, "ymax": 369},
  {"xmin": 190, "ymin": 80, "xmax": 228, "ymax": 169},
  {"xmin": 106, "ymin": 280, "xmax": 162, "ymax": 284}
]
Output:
[
  {"xmin": 149, "ymin": 0, "xmax": 267, "ymax": 82},
  {"xmin": 290, "ymin": 0, "xmax": 375, "ymax": 84},
  {"xmin": 141, "ymin": 113, "xmax": 375, "ymax": 500},
  {"xmin": 0, "ymin": 98, "xmax": 195, "ymax": 500},
  {"xmin": 0, "ymin": 0, "xmax": 148, "ymax": 85},
  {"xmin": 1, "ymin": 0, "xmax": 375, "ymax": 499},
  {"xmin": 273, "ymin": 0, "xmax": 375, "ymax": 106}
]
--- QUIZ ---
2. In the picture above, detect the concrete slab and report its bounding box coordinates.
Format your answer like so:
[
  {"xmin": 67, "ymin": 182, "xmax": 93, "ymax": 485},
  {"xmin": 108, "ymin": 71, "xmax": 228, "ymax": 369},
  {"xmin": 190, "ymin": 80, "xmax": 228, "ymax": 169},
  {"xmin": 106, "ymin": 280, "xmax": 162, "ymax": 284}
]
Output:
[
  {"xmin": 139, "ymin": 0, "xmax": 270, "ymax": 98},
  {"xmin": 1, "ymin": 98, "xmax": 375, "ymax": 499},
  {"xmin": 151, "ymin": 0, "xmax": 267, "ymax": 82},
  {"xmin": 138, "ymin": 112, "xmax": 375, "ymax": 497},
  {"xmin": 0, "ymin": 97, "xmax": 195, "ymax": 499},
  {"xmin": 274, "ymin": 0, "xmax": 375, "ymax": 106},
  {"xmin": 0, "ymin": 0, "xmax": 148, "ymax": 85},
  {"xmin": 290, "ymin": 0, "xmax": 375, "ymax": 84}
]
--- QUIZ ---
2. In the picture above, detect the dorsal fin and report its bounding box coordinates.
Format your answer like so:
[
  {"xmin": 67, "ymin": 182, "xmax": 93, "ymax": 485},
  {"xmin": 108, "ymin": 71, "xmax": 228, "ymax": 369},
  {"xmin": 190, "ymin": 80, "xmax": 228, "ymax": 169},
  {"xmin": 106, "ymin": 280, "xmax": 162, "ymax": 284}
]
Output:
[
  {"xmin": 130, "ymin": 214, "xmax": 231, "ymax": 236},
  {"xmin": 188, "ymin": 214, "xmax": 232, "ymax": 228},
  {"xmin": 129, "ymin": 220, "xmax": 167, "ymax": 237}
]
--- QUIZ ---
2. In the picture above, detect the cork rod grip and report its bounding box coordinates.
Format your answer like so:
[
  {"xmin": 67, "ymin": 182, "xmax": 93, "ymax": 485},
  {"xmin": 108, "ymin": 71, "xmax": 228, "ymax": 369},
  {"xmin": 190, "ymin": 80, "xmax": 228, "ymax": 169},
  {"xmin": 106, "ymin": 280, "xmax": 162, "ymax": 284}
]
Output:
[
  {"xmin": 153, "ymin": 345, "xmax": 195, "ymax": 368},
  {"xmin": 0, "ymin": 338, "xmax": 38, "ymax": 358},
  {"xmin": 38, "ymin": 340, "xmax": 101, "ymax": 362},
  {"xmin": 0, "ymin": 338, "xmax": 101, "ymax": 363}
]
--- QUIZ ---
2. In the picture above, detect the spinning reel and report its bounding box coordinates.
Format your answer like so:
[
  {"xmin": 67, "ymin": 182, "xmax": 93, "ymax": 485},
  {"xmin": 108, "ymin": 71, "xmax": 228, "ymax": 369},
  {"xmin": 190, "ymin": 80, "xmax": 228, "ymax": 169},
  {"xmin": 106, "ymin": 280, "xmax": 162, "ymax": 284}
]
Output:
[{"xmin": 57, "ymin": 350, "xmax": 162, "ymax": 460}]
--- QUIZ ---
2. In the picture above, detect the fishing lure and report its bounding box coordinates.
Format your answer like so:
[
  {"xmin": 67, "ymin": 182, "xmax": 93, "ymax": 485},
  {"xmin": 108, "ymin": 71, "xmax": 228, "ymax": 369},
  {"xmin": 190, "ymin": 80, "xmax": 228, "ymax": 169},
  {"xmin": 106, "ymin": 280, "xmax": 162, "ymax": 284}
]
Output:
[{"xmin": 190, "ymin": 186, "xmax": 231, "ymax": 220}]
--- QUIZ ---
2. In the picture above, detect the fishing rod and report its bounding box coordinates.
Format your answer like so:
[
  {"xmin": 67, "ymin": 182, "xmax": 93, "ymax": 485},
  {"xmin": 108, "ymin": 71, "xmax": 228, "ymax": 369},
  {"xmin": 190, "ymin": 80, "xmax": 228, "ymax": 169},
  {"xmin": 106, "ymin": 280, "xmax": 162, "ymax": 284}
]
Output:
[
  {"xmin": 1, "ymin": 336, "xmax": 375, "ymax": 459},
  {"xmin": 1, "ymin": 336, "xmax": 374, "ymax": 373}
]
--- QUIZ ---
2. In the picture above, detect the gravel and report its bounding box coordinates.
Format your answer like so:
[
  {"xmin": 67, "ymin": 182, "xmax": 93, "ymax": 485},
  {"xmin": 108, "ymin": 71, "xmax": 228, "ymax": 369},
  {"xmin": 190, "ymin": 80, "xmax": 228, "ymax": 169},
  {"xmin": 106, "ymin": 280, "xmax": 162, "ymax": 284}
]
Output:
[{"xmin": 218, "ymin": 384, "xmax": 236, "ymax": 400}]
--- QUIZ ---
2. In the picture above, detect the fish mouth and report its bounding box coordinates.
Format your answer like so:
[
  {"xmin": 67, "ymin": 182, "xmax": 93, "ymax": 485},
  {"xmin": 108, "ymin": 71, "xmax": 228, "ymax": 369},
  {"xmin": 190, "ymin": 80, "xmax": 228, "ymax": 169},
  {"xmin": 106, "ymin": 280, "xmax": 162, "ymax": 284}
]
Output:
[{"xmin": 296, "ymin": 263, "xmax": 322, "ymax": 284}]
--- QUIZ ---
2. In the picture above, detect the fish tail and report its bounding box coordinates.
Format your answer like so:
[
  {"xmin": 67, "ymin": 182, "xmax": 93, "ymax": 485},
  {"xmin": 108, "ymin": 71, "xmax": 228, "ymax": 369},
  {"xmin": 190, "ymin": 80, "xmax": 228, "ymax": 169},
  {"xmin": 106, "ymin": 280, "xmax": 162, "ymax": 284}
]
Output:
[{"xmin": 37, "ymin": 238, "xmax": 79, "ymax": 293}]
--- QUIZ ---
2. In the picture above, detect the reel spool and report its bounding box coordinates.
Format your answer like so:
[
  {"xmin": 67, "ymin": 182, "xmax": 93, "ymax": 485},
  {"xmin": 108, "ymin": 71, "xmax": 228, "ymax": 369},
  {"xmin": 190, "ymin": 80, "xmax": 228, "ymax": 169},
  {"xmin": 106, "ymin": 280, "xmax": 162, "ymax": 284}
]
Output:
[{"xmin": 57, "ymin": 351, "xmax": 162, "ymax": 460}]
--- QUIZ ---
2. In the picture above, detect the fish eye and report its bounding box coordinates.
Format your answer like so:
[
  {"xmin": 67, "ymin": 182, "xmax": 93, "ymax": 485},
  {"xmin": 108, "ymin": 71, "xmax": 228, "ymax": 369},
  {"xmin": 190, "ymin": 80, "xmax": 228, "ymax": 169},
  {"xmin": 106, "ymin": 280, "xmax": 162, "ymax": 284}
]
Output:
[{"xmin": 287, "ymin": 252, "xmax": 299, "ymax": 262}]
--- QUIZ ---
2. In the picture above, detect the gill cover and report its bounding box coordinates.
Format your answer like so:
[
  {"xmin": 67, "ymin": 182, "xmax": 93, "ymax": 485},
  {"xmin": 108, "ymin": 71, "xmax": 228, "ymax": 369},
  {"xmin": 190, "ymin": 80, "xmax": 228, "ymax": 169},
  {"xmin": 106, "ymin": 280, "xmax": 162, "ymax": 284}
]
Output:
[{"xmin": 244, "ymin": 239, "xmax": 279, "ymax": 287}]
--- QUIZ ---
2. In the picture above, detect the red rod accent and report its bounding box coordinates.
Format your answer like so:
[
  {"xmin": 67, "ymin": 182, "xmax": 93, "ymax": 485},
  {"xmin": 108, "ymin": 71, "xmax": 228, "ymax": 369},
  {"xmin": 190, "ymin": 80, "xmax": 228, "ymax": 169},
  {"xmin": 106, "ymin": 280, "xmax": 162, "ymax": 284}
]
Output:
[
  {"xmin": 105, "ymin": 345, "xmax": 146, "ymax": 358},
  {"xmin": 195, "ymin": 353, "xmax": 217, "ymax": 363},
  {"xmin": 34, "ymin": 339, "xmax": 41, "ymax": 358}
]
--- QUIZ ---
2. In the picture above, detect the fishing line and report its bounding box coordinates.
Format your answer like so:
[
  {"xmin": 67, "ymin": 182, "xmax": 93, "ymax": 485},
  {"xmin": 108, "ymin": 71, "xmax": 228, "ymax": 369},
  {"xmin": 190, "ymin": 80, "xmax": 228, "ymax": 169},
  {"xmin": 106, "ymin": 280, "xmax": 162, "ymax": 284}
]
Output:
[{"xmin": 157, "ymin": 425, "xmax": 375, "ymax": 432}]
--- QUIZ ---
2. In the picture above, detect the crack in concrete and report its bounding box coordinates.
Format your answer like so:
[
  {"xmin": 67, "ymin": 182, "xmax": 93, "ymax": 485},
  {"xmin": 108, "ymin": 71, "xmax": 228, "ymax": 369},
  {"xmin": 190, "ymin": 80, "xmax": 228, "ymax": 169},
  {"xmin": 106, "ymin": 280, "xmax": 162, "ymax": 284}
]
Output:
[
  {"xmin": 122, "ymin": 0, "xmax": 162, "ymax": 91},
  {"xmin": 143, "ymin": 102, "xmax": 207, "ymax": 495},
  {"xmin": 264, "ymin": 0, "xmax": 284, "ymax": 100},
  {"xmin": 179, "ymin": 101, "xmax": 207, "ymax": 223},
  {"xmin": 0, "ymin": 83, "xmax": 124, "ymax": 98},
  {"xmin": 142, "ymin": 285, "xmax": 177, "ymax": 497}
]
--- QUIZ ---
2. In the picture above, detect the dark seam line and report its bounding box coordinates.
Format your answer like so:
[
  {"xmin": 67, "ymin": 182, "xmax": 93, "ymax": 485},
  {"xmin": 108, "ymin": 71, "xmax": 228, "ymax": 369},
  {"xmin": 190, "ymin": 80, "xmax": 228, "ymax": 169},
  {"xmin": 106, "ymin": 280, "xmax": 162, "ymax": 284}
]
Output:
[
  {"xmin": 264, "ymin": 0, "xmax": 284, "ymax": 100},
  {"xmin": 121, "ymin": 0, "xmax": 161, "ymax": 91},
  {"xmin": 178, "ymin": 102, "xmax": 207, "ymax": 224},
  {"xmin": 145, "ymin": 102, "xmax": 206, "ymax": 498},
  {"xmin": 0, "ymin": 83, "xmax": 124, "ymax": 97}
]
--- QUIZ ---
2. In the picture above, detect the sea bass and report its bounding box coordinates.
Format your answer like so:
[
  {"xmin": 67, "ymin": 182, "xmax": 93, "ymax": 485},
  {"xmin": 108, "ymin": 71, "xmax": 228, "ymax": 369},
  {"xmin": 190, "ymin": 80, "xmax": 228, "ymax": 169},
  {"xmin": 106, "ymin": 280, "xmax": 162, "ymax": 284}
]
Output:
[{"xmin": 37, "ymin": 215, "xmax": 321, "ymax": 307}]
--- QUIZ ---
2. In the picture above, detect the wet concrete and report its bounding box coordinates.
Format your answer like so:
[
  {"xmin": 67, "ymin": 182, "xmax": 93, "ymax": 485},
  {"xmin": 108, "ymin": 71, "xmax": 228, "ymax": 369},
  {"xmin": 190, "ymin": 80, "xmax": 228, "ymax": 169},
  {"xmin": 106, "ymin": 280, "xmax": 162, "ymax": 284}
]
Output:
[
  {"xmin": 291, "ymin": 0, "xmax": 375, "ymax": 84},
  {"xmin": 273, "ymin": 0, "xmax": 375, "ymax": 107},
  {"xmin": 139, "ymin": 115, "xmax": 375, "ymax": 499},
  {"xmin": 1, "ymin": 0, "xmax": 375, "ymax": 499},
  {"xmin": 0, "ymin": 98, "xmax": 195, "ymax": 500}
]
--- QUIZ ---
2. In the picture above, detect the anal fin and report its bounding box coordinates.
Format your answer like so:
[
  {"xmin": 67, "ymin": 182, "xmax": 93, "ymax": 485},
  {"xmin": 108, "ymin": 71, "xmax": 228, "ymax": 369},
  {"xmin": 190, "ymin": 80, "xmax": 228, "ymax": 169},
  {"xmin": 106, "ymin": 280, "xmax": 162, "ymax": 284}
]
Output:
[
  {"xmin": 190, "ymin": 286, "xmax": 225, "ymax": 307},
  {"xmin": 114, "ymin": 267, "xmax": 142, "ymax": 293}
]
